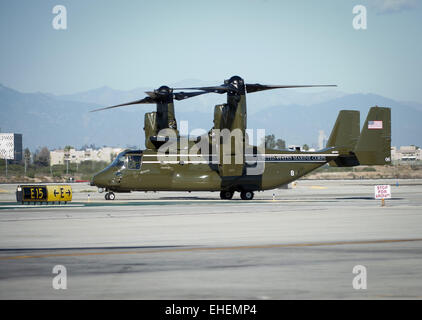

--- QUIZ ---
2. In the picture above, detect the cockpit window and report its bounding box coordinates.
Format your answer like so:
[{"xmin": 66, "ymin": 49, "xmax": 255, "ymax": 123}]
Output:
[
  {"xmin": 110, "ymin": 152, "xmax": 126, "ymax": 168},
  {"xmin": 127, "ymin": 155, "xmax": 142, "ymax": 170},
  {"xmin": 104, "ymin": 150, "xmax": 142, "ymax": 171}
]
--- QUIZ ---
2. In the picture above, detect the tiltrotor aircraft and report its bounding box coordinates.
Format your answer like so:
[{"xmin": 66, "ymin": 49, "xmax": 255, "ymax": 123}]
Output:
[{"xmin": 90, "ymin": 76, "xmax": 391, "ymax": 200}]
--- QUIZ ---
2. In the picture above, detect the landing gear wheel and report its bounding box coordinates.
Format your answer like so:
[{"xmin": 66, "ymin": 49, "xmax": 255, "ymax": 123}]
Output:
[
  {"xmin": 105, "ymin": 192, "xmax": 115, "ymax": 200},
  {"xmin": 220, "ymin": 191, "xmax": 234, "ymax": 200},
  {"xmin": 240, "ymin": 191, "xmax": 254, "ymax": 200}
]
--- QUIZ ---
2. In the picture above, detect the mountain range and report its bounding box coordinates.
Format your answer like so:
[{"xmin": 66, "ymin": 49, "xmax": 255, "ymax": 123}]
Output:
[{"xmin": 1, "ymin": 83, "xmax": 421, "ymax": 152}]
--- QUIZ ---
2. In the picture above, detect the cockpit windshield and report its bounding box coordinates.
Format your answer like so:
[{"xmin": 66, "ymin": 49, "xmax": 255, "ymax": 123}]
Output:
[
  {"xmin": 110, "ymin": 151, "xmax": 126, "ymax": 168},
  {"xmin": 106, "ymin": 150, "xmax": 143, "ymax": 170}
]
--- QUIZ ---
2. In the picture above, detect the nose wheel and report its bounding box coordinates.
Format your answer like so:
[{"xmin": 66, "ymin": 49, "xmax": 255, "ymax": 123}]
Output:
[{"xmin": 105, "ymin": 192, "xmax": 115, "ymax": 200}]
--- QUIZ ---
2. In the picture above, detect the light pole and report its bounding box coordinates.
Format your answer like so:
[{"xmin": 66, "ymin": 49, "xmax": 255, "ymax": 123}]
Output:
[
  {"xmin": 64, "ymin": 149, "xmax": 70, "ymax": 176},
  {"xmin": 24, "ymin": 149, "xmax": 31, "ymax": 176}
]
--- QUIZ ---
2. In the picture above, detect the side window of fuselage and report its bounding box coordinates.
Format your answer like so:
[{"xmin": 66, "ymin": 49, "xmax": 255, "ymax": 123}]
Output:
[{"xmin": 127, "ymin": 155, "xmax": 142, "ymax": 170}]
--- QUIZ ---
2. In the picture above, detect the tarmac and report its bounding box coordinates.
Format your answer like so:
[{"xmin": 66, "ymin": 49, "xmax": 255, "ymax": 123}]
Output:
[{"xmin": 0, "ymin": 179, "xmax": 421, "ymax": 299}]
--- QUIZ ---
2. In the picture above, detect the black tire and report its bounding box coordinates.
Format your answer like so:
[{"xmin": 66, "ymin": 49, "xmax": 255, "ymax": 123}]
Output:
[
  {"xmin": 105, "ymin": 193, "xmax": 110, "ymax": 200},
  {"xmin": 220, "ymin": 191, "xmax": 234, "ymax": 200},
  {"xmin": 240, "ymin": 191, "xmax": 254, "ymax": 200},
  {"xmin": 108, "ymin": 192, "xmax": 115, "ymax": 200}
]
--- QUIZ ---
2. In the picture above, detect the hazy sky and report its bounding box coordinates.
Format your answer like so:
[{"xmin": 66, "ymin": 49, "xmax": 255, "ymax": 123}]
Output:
[{"xmin": 1, "ymin": 0, "xmax": 421, "ymax": 102}]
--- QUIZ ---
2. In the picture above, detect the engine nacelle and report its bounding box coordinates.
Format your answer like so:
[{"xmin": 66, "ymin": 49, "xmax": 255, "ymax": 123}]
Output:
[
  {"xmin": 213, "ymin": 104, "xmax": 227, "ymax": 130},
  {"xmin": 144, "ymin": 112, "xmax": 158, "ymax": 149}
]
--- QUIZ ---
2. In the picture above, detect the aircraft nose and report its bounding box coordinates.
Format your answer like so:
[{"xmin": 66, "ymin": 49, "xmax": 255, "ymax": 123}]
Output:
[
  {"xmin": 91, "ymin": 172, "xmax": 107, "ymax": 187},
  {"xmin": 90, "ymin": 174, "xmax": 98, "ymax": 186}
]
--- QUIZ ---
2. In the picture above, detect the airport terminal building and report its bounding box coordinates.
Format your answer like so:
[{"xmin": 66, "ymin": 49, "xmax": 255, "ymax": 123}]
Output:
[
  {"xmin": 391, "ymin": 146, "xmax": 422, "ymax": 162},
  {"xmin": 0, "ymin": 133, "xmax": 23, "ymax": 163},
  {"xmin": 50, "ymin": 147, "xmax": 124, "ymax": 165}
]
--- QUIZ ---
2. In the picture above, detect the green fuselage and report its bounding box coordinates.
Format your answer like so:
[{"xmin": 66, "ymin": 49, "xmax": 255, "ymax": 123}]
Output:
[{"xmin": 91, "ymin": 148, "xmax": 339, "ymax": 193}]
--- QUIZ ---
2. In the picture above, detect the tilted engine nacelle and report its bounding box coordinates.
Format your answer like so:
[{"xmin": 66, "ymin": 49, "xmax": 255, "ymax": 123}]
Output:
[
  {"xmin": 211, "ymin": 104, "xmax": 244, "ymax": 177},
  {"xmin": 144, "ymin": 112, "xmax": 158, "ymax": 149},
  {"xmin": 144, "ymin": 111, "xmax": 179, "ymax": 150},
  {"xmin": 213, "ymin": 104, "xmax": 227, "ymax": 130}
]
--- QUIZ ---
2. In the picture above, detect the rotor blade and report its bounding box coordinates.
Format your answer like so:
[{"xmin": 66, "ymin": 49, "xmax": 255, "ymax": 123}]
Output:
[
  {"xmin": 173, "ymin": 85, "xmax": 228, "ymax": 94},
  {"xmin": 173, "ymin": 91, "xmax": 210, "ymax": 101},
  {"xmin": 145, "ymin": 91, "xmax": 157, "ymax": 99},
  {"xmin": 90, "ymin": 97, "xmax": 155, "ymax": 112},
  {"xmin": 246, "ymin": 84, "xmax": 337, "ymax": 93}
]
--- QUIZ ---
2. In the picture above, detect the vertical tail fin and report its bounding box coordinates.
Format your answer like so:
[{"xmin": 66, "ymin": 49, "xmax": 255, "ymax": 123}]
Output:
[
  {"xmin": 326, "ymin": 110, "xmax": 360, "ymax": 153},
  {"xmin": 354, "ymin": 106, "xmax": 391, "ymax": 165},
  {"xmin": 326, "ymin": 110, "xmax": 360, "ymax": 167}
]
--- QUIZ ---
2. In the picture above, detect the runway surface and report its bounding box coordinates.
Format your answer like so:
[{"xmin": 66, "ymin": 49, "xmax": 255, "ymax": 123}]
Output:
[{"xmin": 0, "ymin": 179, "xmax": 421, "ymax": 299}]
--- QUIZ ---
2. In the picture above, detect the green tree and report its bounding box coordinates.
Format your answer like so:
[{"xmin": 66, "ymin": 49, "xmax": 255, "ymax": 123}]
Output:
[
  {"xmin": 275, "ymin": 139, "xmax": 286, "ymax": 150},
  {"xmin": 264, "ymin": 134, "xmax": 276, "ymax": 149},
  {"xmin": 302, "ymin": 144, "xmax": 310, "ymax": 151},
  {"xmin": 34, "ymin": 147, "xmax": 50, "ymax": 166}
]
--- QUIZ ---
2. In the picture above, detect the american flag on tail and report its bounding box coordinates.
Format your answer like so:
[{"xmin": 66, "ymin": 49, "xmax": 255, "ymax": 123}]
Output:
[{"xmin": 368, "ymin": 120, "xmax": 383, "ymax": 129}]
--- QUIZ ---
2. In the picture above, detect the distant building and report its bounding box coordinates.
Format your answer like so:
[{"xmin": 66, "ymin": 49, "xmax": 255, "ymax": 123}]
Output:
[
  {"xmin": 89, "ymin": 147, "xmax": 125, "ymax": 163},
  {"xmin": 288, "ymin": 145, "xmax": 302, "ymax": 151},
  {"xmin": 287, "ymin": 145, "xmax": 316, "ymax": 152},
  {"xmin": 318, "ymin": 130, "xmax": 327, "ymax": 150},
  {"xmin": 391, "ymin": 146, "xmax": 421, "ymax": 162},
  {"xmin": 50, "ymin": 147, "xmax": 124, "ymax": 165},
  {"xmin": 0, "ymin": 133, "xmax": 23, "ymax": 162}
]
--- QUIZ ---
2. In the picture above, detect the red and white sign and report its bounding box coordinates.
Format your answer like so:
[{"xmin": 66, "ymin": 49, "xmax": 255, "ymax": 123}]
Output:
[{"xmin": 374, "ymin": 185, "xmax": 391, "ymax": 199}]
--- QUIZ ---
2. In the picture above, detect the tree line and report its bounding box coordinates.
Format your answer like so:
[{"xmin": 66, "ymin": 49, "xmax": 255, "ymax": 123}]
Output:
[{"xmin": 264, "ymin": 134, "xmax": 310, "ymax": 151}]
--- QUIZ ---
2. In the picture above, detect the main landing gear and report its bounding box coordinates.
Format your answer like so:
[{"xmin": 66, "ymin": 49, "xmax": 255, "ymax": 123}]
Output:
[
  {"xmin": 220, "ymin": 191, "xmax": 234, "ymax": 200},
  {"xmin": 105, "ymin": 192, "xmax": 115, "ymax": 200},
  {"xmin": 220, "ymin": 190, "xmax": 254, "ymax": 200},
  {"xmin": 240, "ymin": 191, "xmax": 254, "ymax": 200}
]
